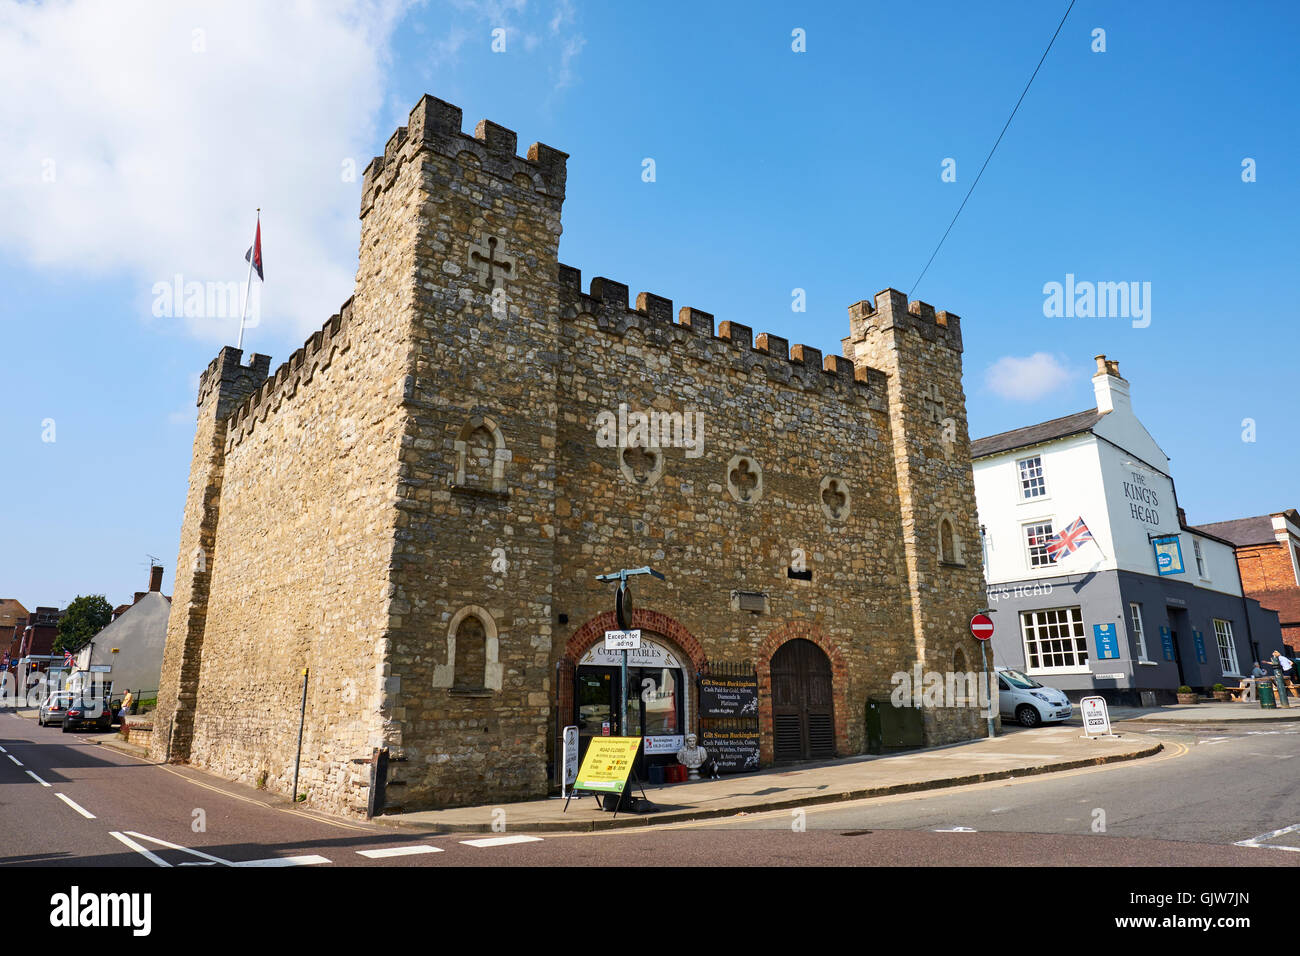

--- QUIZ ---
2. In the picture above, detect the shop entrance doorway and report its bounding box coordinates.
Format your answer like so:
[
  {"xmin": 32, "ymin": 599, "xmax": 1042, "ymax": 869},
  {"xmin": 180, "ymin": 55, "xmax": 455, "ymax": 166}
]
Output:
[
  {"xmin": 574, "ymin": 635, "xmax": 686, "ymax": 778},
  {"xmin": 771, "ymin": 638, "xmax": 835, "ymax": 762}
]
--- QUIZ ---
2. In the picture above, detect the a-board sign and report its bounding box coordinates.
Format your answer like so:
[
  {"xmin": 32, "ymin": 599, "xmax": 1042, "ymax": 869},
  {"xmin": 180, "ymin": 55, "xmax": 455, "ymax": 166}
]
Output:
[
  {"xmin": 1080, "ymin": 696, "xmax": 1113, "ymax": 737},
  {"xmin": 700, "ymin": 730, "xmax": 761, "ymax": 772},
  {"xmin": 573, "ymin": 736, "xmax": 641, "ymax": 793},
  {"xmin": 562, "ymin": 725, "xmax": 579, "ymax": 790},
  {"xmin": 604, "ymin": 629, "xmax": 641, "ymax": 650},
  {"xmin": 698, "ymin": 676, "xmax": 759, "ymax": 718}
]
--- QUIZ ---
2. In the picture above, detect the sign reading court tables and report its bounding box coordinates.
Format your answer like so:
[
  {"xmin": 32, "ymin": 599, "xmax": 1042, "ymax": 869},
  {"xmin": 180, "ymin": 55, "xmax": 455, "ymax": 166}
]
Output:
[{"xmin": 573, "ymin": 736, "xmax": 642, "ymax": 793}]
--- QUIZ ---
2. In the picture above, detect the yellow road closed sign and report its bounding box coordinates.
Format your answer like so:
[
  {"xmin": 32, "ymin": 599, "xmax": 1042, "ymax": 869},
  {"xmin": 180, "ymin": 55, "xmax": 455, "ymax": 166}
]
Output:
[{"xmin": 574, "ymin": 737, "xmax": 641, "ymax": 793}]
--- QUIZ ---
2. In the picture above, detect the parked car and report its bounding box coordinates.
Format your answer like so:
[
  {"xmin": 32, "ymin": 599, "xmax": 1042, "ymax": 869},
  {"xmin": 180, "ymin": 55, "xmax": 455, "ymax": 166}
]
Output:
[
  {"xmin": 38, "ymin": 692, "xmax": 76, "ymax": 727},
  {"xmin": 996, "ymin": 666, "xmax": 1073, "ymax": 727},
  {"xmin": 62, "ymin": 696, "xmax": 116, "ymax": 733}
]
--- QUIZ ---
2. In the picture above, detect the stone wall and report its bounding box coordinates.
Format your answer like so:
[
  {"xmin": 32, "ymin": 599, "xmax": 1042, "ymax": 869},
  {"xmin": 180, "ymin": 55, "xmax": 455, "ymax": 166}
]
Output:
[
  {"xmin": 549, "ymin": 286, "xmax": 915, "ymax": 764},
  {"xmin": 154, "ymin": 93, "xmax": 992, "ymax": 817}
]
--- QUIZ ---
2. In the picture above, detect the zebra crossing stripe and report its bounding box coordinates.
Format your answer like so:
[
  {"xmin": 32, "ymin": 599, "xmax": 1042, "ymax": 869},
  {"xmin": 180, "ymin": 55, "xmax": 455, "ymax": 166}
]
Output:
[{"xmin": 459, "ymin": 835, "xmax": 544, "ymax": 848}]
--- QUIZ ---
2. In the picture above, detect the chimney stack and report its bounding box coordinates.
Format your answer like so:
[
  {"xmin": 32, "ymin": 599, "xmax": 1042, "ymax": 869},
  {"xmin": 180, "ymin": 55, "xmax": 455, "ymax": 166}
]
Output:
[
  {"xmin": 1091, "ymin": 353, "xmax": 1131, "ymax": 415},
  {"xmin": 149, "ymin": 564, "xmax": 164, "ymax": 593}
]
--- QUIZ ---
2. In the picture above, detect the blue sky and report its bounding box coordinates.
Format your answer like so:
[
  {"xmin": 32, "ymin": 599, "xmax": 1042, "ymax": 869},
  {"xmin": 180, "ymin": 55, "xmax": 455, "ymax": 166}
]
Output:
[{"xmin": 1, "ymin": 0, "xmax": 1296, "ymax": 609}]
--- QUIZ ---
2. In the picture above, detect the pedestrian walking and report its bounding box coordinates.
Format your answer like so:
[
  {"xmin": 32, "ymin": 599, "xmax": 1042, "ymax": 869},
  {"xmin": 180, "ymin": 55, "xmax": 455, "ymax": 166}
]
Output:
[{"xmin": 118, "ymin": 689, "xmax": 133, "ymax": 726}]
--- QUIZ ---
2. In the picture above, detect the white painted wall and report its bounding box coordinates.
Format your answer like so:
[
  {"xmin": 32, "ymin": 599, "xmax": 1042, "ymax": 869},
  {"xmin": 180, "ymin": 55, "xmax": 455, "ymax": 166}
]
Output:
[
  {"xmin": 975, "ymin": 416, "xmax": 1241, "ymax": 595},
  {"xmin": 975, "ymin": 433, "xmax": 1115, "ymax": 584}
]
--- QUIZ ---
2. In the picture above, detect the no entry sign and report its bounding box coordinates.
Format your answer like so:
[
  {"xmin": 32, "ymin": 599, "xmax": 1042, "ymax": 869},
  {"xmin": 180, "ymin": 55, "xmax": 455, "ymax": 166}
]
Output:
[{"xmin": 970, "ymin": 614, "xmax": 994, "ymax": 641}]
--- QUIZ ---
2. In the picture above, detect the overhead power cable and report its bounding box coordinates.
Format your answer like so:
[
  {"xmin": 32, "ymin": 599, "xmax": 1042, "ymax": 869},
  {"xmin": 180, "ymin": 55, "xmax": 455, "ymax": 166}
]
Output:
[{"xmin": 908, "ymin": 0, "xmax": 1076, "ymax": 298}]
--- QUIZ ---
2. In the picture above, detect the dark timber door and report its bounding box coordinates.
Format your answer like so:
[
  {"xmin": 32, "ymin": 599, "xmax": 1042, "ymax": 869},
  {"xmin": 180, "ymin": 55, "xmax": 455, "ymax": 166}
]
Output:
[{"xmin": 771, "ymin": 639, "xmax": 835, "ymax": 761}]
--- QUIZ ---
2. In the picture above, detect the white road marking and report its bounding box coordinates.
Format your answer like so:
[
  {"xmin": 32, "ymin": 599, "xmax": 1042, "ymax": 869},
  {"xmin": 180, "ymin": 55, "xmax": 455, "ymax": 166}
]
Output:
[
  {"xmin": 0, "ymin": 745, "xmax": 7, "ymax": 752},
  {"xmin": 26, "ymin": 770, "xmax": 50, "ymax": 787},
  {"xmin": 124, "ymin": 830, "xmax": 232, "ymax": 867},
  {"xmin": 110, "ymin": 831, "xmax": 173, "ymax": 867},
  {"xmin": 357, "ymin": 845, "xmax": 444, "ymax": 859},
  {"xmin": 55, "ymin": 793, "xmax": 95, "ymax": 818},
  {"xmin": 232, "ymin": 855, "xmax": 331, "ymax": 867},
  {"xmin": 459, "ymin": 835, "xmax": 544, "ymax": 848},
  {"xmin": 1235, "ymin": 824, "xmax": 1300, "ymax": 853},
  {"xmin": 933, "ymin": 826, "xmax": 977, "ymax": 832},
  {"xmin": 7, "ymin": 754, "xmax": 22, "ymax": 766}
]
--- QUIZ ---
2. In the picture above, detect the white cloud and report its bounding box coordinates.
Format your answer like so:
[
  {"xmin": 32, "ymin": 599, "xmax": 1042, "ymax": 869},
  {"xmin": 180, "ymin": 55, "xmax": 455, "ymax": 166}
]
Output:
[
  {"xmin": 985, "ymin": 352, "xmax": 1074, "ymax": 401},
  {"xmin": 0, "ymin": 0, "xmax": 410, "ymax": 344}
]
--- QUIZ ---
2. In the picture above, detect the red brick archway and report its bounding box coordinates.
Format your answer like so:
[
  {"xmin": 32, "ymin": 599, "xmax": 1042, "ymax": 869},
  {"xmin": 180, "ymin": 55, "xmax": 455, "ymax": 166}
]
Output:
[
  {"xmin": 563, "ymin": 609, "xmax": 707, "ymax": 671},
  {"xmin": 756, "ymin": 621, "xmax": 850, "ymax": 763}
]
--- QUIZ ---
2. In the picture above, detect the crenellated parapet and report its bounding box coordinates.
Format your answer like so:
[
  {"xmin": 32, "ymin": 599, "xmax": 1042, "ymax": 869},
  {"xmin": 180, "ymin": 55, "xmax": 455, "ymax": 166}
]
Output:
[
  {"xmin": 557, "ymin": 264, "xmax": 887, "ymax": 401},
  {"xmin": 360, "ymin": 94, "xmax": 568, "ymax": 217},
  {"xmin": 197, "ymin": 347, "xmax": 271, "ymax": 413},
  {"xmin": 842, "ymin": 288, "xmax": 964, "ymax": 355},
  {"xmin": 222, "ymin": 297, "xmax": 355, "ymax": 451}
]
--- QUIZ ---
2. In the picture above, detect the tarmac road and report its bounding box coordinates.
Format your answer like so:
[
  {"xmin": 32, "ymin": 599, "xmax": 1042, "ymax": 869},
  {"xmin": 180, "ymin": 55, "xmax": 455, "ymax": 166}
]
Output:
[{"xmin": 2, "ymin": 710, "xmax": 1296, "ymax": 867}]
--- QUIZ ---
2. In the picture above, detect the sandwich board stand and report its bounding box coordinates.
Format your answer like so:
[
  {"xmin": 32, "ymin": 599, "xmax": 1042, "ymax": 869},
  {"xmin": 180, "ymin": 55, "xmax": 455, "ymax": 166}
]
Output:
[
  {"xmin": 564, "ymin": 735, "xmax": 649, "ymax": 819},
  {"xmin": 1080, "ymin": 695, "xmax": 1119, "ymax": 738}
]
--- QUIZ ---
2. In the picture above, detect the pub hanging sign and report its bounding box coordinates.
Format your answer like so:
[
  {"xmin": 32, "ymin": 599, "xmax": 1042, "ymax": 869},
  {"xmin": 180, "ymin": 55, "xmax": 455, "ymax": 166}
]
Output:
[{"xmin": 1151, "ymin": 535, "xmax": 1185, "ymax": 576}]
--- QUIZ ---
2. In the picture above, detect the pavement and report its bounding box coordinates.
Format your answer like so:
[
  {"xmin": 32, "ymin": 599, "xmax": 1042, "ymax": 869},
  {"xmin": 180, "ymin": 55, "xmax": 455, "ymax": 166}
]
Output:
[
  {"xmin": 16, "ymin": 699, "xmax": 1291, "ymax": 837},
  {"xmin": 380, "ymin": 724, "xmax": 1161, "ymax": 834},
  {"xmin": 1111, "ymin": 701, "xmax": 1300, "ymax": 723}
]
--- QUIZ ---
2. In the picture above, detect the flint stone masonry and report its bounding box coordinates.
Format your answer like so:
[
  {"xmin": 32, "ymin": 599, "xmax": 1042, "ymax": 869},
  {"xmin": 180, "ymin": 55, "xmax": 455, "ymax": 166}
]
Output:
[{"xmin": 153, "ymin": 93, "xmax": 990, "ymax": 817}]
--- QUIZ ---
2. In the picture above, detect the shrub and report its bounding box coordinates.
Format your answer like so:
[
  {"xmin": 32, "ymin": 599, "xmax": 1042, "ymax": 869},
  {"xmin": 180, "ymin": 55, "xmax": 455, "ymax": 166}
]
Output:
[{"xmin": 1177, "ymin": 685, "xmax": 1193, "ymax": 695}]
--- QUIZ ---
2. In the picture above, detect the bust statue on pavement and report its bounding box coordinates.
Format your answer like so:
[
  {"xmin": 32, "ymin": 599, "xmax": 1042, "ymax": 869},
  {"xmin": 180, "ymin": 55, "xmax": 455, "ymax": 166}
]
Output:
[{"xmin": 676, "ymin": 732, "xmax": 707, "ymax": 780}]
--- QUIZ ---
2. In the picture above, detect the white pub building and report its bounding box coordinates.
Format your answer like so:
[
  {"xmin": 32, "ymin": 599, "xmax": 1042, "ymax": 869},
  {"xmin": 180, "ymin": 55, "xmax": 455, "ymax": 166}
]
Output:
[{"xmin": 972, "ymin": 356, "xmax": 1282, "ymax": 704}]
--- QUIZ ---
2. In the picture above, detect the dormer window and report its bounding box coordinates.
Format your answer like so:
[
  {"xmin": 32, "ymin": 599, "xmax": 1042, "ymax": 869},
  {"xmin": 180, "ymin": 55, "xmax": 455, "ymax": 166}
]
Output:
[{"xmin": 1017, "ymin": 456, "xmax": 1047, "ymax": 500}]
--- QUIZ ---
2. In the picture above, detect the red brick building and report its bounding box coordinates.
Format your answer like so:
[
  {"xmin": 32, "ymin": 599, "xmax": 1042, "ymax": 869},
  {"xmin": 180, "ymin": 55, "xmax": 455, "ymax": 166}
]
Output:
[{"xmin": 1193, "ymin": 510, "xmax": 1300, "ymax": 655}]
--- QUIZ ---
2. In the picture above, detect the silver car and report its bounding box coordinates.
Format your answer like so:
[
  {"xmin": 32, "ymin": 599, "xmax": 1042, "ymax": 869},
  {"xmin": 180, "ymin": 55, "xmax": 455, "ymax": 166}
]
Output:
[{"xmin": 38, "ymin": 692, "xmax": 76, "ymax": 727}]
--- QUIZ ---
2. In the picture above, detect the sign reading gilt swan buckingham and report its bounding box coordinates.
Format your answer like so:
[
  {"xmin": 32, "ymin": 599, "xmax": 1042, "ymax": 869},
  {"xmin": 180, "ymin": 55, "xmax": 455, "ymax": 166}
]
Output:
[{"xmin": 698, "ymin": 676, "xmax": 759, "ymax": 717}]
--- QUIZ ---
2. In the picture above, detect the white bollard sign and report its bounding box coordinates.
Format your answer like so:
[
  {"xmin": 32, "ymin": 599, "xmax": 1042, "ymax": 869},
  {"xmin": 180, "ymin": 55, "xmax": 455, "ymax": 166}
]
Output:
[{"xmin": 1080, "ymin": 696, "xmax": 1113, "ymax": 737}]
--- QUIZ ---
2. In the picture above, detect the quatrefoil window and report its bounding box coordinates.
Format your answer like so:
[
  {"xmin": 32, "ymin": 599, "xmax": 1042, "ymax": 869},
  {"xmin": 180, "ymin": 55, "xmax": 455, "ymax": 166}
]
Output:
[
  {"xmin": 819, "ymin": 476, "xmax": 850, "ymax": 522},
  {"xmin": 726, "ymin": 455, "xmax": 763, "ymax": 504},
  {"xmin": 619, "ymin": 445, "xmax": 663, "ymax": 487}
]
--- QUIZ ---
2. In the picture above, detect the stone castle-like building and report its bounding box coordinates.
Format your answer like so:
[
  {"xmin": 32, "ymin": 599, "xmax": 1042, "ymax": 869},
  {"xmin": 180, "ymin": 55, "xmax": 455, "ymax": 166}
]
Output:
[{"xmin": 153, "ymin": 94, "xmax": 989, "ymax": 816}]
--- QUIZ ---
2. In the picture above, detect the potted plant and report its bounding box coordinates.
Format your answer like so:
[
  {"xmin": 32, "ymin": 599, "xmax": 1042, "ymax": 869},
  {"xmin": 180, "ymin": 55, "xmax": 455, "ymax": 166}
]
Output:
[
  {"xmin": 1212, "ymin": 682, "xmax": 1230, "ymax": 701},
  {"xmin": 1176, "ymin": 685, "xmax": 1199, "ymax": 705}
]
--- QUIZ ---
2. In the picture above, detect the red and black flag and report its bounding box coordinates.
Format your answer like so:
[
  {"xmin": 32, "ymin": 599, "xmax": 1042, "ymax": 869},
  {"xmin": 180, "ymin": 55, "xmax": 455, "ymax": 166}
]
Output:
[{"xmin": 245, "ymin": 214, "xmax": 264, "ymax": 281}]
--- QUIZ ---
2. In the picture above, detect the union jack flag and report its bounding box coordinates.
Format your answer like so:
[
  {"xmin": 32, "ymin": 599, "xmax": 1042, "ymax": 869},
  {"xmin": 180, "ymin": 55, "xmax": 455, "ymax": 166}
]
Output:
[
  {"xmin": 63, "ymin": 649, "xmax": 74, "ymax": 668},
  {"xmin": 1047, "ymin": 517, "xmax": 1094, "ymax": 561}
]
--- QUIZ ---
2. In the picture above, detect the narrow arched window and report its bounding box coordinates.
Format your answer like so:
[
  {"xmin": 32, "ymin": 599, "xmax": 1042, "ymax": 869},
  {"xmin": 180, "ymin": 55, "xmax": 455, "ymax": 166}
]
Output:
[
  {"xmin": 453, "ymin": 614, "xmax": 487, "ymax": 690},
  {"xmin": 941, "ymin": 518, "xmax": 957, "ymax": 564}
]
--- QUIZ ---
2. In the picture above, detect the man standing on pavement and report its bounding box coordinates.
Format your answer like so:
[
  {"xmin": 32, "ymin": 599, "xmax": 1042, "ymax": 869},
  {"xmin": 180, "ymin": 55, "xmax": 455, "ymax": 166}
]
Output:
[{"xmin": 1269, "ymin": 652, "xmax": 1292, "ymax": 707}]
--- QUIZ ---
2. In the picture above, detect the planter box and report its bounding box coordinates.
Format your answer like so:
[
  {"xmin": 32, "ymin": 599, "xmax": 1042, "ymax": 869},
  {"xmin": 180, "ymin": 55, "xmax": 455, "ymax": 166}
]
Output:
[
  {"xmin": 1213, "ymin": 691, "xmax": 1231, "ymax": 702},
  {"xmin": 1176, "ymin": 693, "xmax": 1200, "ymax": 705}
]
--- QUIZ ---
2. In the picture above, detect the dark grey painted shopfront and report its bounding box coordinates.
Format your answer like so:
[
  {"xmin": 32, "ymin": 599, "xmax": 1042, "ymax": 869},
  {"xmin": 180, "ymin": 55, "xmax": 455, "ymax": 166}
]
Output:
[{"xmin": 985, "ymin": 569, "xmax": 1283, "ymax": 705}]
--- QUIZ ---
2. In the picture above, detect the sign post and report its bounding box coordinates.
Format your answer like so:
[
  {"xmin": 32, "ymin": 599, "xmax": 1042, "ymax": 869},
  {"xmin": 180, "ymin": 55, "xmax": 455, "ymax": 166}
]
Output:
[
  {"xmin": 594, "ymin": 567, "xmax": 664, "ymax": 737},
  {"xmin": 971, "ymin": 612, "xmax": 996, "ymax": 739}
]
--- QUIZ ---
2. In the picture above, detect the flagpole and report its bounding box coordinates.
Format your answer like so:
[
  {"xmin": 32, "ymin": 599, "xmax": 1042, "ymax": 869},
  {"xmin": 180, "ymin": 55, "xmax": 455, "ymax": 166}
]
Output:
[{"xmin": 237, "ymin": 208, "xmax": 259, "ymax": 351}]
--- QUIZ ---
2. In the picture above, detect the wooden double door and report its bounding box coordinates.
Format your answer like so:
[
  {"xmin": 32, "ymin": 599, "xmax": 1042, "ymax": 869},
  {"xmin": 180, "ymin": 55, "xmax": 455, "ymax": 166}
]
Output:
[{"xmin": 771, "ymin": 639, "xmax": 835, "ymax": 761}]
